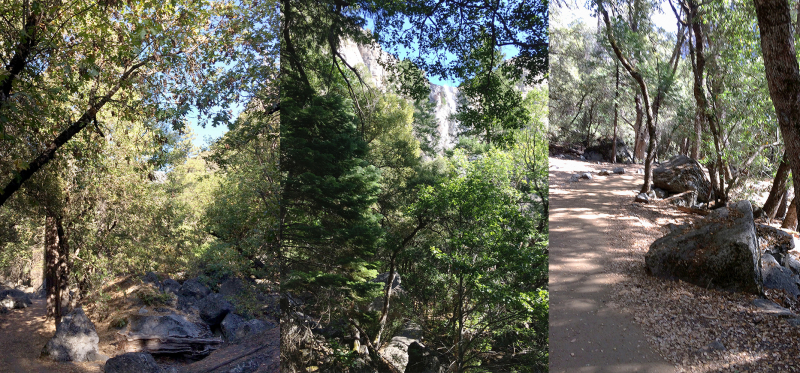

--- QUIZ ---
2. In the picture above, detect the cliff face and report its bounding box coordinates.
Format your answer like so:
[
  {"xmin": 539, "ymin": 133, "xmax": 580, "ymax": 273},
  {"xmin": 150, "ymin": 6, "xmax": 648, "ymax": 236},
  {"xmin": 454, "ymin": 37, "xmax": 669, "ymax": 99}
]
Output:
[{"xmin": 339, "ymin": 39, "xmax": 462, "ymax": 151}]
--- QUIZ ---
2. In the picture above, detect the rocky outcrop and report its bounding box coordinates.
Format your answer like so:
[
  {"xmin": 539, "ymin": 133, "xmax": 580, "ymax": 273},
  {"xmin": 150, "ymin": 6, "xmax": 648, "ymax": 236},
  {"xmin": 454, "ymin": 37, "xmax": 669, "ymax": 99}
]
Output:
[
  {"xmin": 119, "ymin": 314, "xmax": 222, "ymax": 357},
  {"xmin": 652, "ymin": 155, "xmax": 711, "ymax": 203},
  {"xmin": 198, "ymin": 293, "xmax": 234, "ymax": 325},
  {"xmin": 645, "ymin": 200, "xmax": 762, "ymax": 294},
  {"xmin": 41, "ymin": 308, "xmax": 102, "ymax": 362},
  {"xmin": 104, "ymin": 352, "xmax": 161, "ymax": 373},
  {"xmin": 406, "ymin": 342, "xmax": 445, "ymax": 373}
]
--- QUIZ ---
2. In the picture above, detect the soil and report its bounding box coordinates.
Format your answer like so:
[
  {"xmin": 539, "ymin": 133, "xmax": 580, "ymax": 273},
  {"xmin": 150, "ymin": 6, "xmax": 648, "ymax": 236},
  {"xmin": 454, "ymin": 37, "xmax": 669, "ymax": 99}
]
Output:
[{"xmin": 550, "ymin": 157, "xmax": 800, "ymax": 373}]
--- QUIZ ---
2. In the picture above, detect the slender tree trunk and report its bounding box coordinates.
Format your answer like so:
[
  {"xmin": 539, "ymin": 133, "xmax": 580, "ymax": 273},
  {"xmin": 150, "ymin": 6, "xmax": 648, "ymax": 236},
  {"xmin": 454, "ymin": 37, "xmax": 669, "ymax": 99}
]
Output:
[
  {"xmin": 763, "ymin": 153, "xmax": 790, "ymax": 218},
  {"xmin": 45, "ymin": 214, "xmax": 59, "ymax": 321},
  {"xmin": 754, "ymin": 0, "xmax": 800, "ymax": 225},
  {"xmin": 633, "ymin": 94, "xmax": 646, "ymax": 161},
  {"xmin": 612, "ymin": 62, "xmax": 620, "ymax": 163},
  {"xmin": 783, "ymin": 197, "xmax": 797, "ymax": 230},
  {"xmin": 777, "ymin": 190, "xmax": 790, "ymax": 219}
]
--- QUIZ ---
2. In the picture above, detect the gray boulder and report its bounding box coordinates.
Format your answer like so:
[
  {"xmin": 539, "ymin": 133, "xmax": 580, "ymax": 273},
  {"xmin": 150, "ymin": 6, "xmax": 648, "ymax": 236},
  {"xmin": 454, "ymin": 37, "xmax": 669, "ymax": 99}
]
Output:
[
  {"xmin": 635, "ymin": 193, "xmax": 649, "ymax": 203},
  {"xmin": 584, "ymin": 138, "xmax": 634, "ymax": 163},
  {"xmin": 613, "ymin": 167, "xmax": 625, "ymax": 174},
  {"xmin": 41, "ymin": 308, "xmax": 101, "ymax": 362},
  {"xmin": 104, "ymin": 352, "xmax": 160, "ymax": 373},
  {"xmin": 653, "ymin": 155, "xmax": 712, "ymax": 202},
  {"xmin": 0, "ymin": 289, "xmax": 32, "ymax": 309},
  {"xmin": 162, "ymin": 279, "xmax": 180, "ymax": 295},
  {"xmin": 120, "ymin": 314, "xmax": 222, "ymax": 357},
  {"xmin": 580, "ymin": 172, "xmax": 593, "ymax": 180},
  {"xmin": 220, "ymin": 313, "xmax": 246, "ymax": 341},
  {"xmin": 645, "ymin": 200, "xmax": 762, "ymax": 294},
  {"xmin": 379, "ymin": 322, "xmax": 422, "ymax": 372},
  {"xmin": 178, "ymin": 279, "xmax": 211, "ymax": 300},
  {"xmin": 569, "ymin": 174, "xmax": 581, "ymax": 182},
  {"xmin": 598, "ymin": 169, "xmax": 611, "ymax": 176},
  {"xmin": 761, "ymin": 253, "xmax": 800, "ymax": 298},
  {"xmin": 142, "ymin": 272, "xmax": 160, "ymax": 285},
  {"xmin": 198, "ymin": 293, "xmax": 234, "ymax": 325}
]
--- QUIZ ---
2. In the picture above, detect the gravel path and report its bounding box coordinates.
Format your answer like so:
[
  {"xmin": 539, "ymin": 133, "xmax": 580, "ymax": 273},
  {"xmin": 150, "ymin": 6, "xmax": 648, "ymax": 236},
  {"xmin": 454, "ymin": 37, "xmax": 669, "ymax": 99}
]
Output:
[{"xmin": 549, "ymin": 157, "xmax": 674, "ymax": 373}]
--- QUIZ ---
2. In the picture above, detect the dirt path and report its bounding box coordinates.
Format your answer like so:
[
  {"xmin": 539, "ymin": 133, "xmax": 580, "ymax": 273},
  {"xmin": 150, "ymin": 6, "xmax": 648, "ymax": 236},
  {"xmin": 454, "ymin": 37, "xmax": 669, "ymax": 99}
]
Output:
[
  {"xmin": 0, "ymin": 299, "xmax": 103, "ymax": 373},
  {"xmin": 549, "ymin": 158, "xmax": 674, "ymax": 373}
]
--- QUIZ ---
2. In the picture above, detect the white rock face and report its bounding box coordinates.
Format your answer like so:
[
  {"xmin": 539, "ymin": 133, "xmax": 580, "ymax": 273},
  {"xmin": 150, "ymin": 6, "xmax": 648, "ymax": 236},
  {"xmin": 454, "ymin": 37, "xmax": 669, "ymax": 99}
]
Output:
[{"xmin": 339, "ymin": 39, "xmax": 462, "ymax": 152}]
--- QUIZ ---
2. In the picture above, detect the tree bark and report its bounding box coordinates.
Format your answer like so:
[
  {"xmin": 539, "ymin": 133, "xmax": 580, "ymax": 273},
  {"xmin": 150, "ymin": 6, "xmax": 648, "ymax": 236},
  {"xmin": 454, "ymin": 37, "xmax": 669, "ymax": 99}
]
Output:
[
  {"xmin": 753, "ymin": 0, "xmax": 800, "ymax": 226},
  {"xmin": 45, "ymin": 214, "xmax": 59, "ymax": 321},
  {"xmin": 612, "ymin": 62, "xmax": 620, "ymax": 163},
  {"xmin": 763, "ymin": 153, "xmax": 790, "ymax": 218},
  {"xmin": 633, "ymin": 94, "xmax": 646, "ymax": 161},
  {"xmin": 783, "ymin": 197, "xmax": 797, "ymax": 230}
]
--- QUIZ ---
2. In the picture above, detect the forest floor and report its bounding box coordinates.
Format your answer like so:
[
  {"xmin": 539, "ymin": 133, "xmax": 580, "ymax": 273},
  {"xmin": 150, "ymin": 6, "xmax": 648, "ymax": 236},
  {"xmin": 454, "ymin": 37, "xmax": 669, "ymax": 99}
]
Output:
[
  {"xmin": 549, "ymin": 157, "xmax": 800, "ymax": 373},
  {"xmin": 0, "ymin": 299, "xmax": 103, "ymax": 373}
]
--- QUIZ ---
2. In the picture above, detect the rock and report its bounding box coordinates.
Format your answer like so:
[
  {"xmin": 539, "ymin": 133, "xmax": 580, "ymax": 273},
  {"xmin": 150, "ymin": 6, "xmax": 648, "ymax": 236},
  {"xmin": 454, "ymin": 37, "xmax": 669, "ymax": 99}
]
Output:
[
  {"xmin": 598, "ymin": 169, "xmax": 611, "ymax": 176},
  {"xmin": 199, "ymin": 293, "xmax": 234, "ymax": 326},
  {"xmin": 41, "ymin": 308, "xmax": 101, "ymax": 362},
  {"xmin": 120, "ymin": 314, "xmax": 222, "ymax": 357},
  {"xmin": 104, "ymin": 352, "xmax": 161, "ymax": 373},
  {"xmin": 761, "ymin": 253, "xmax": 800, "ymax": 299},
  {"xmin": 613, "ymin": 167, "xmax": 625, "ymax": 174},
  {"xmin": 653, "ymin": 155, "xmax": 712, "ymax": 202},
  {"xmin": 580, "ymin": 172, "xmax": 593, "ymax": 180},
  {"xmin": 0, "ymin": 289, "xmax": 32, "ymax": 309},
  {"xmin": 220, "ymin": 313, "xmax": 246, "ymax": 341},
  {"xmin": 569, "ymin": 174, "xmax": 581, "ymax": 182},
  {"xmin": 234, "ymin": 319, "xmax": 271, "ymax": 342},
  {"xmin": 142, "ymin": 272, "xmax": 159, "ymax": 285},
  {"xmin": 584, "ymin": 138, "xmax": 634, "ymax": 163},
  {"xmin": 138, "ymin": 307, "xmax": 149, "ymax": 315},
  {"xmin": 652, "ymin": 188, "xmax": 668, "ymax": 199},
  {"xmin": 0, "ymin": 305, "xmax": 8, "ymax": 314},
  {"xmin": 786, "ymin": 249, "xmax": 800, "ymax": 274},
  {"xmin": 752, "ymin": 299, "xmax": 797, "ymax": 318},
  {"xmin": 178, "ymin": 279, "xmax": 211, "ymax": 300},
  {"xmin": 379, "ymin": 322, "xmax": 422, "ymax": 372},
  {"xmin": 406, "ymin": 342, "xmax": 445, "ymax": 373},
  {"xmin": 162, "ymin": 279, "xmax": 181, "ymax": 295},
  {"xmin": 635, "ymin": 193, "xmax": 649, "ymax": 203},
  {"xmin": 369, "ymin": 273, "xmax": 402, "ymax": 312},
  {"xmin": 645, "ymin": 200, "xmax": 762, "ymax": 294}
]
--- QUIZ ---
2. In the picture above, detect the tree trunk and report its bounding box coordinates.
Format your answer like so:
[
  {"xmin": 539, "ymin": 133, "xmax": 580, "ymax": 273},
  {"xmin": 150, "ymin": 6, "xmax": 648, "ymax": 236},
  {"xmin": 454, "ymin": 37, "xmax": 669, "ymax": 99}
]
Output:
[
  {"xmin": 763, "ymin": 153, "xmax": 790, "ymax": 218},
  {"xmin": 45, "ymin": 214, "xmax": 59, "ymax": 321},
  {"xmin": 783, "ymin": 197, "xmax": 797, "ymax": 230},
  {"xmin": 633, "ymin": 94, "xmax": 646, "ymax": 161},
  {"xmin": 612, "ymin": 62, "xmax": 620, "ymax": 163},
  {"xmin": 753, "ymin": 0, "xmax": 800, "ymax": 227},
  {"xmin": 777, "ymin": 190, "xmax": 789, "ymax": 219}
]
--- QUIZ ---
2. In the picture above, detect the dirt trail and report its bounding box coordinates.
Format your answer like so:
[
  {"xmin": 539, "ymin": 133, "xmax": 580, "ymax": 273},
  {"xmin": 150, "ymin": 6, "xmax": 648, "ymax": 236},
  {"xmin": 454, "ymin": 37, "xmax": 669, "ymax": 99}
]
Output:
[
  {"xmin": 0, "ymin": 299, "xmax": 103, "ymax": 373},
  {"xmin": 549, "ymin": 158, "xmax": 674, "ymax": 373}
]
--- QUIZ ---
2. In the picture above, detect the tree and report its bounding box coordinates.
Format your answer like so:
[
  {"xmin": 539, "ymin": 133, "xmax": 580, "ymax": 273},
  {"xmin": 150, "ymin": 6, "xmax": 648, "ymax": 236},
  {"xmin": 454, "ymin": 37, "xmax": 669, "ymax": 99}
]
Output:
[
  {"xmin": 597, "ymin": 0, "xmax": 685, "ymax": 196},
  {"xmin": 753, "ymin": 0, "xmax": 800, "ymax": 224}
]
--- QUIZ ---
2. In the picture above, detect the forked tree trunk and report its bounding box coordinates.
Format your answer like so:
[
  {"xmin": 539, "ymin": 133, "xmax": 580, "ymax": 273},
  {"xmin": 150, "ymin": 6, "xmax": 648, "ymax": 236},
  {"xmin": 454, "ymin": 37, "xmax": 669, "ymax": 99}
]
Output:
[{"xmin": 753, "ymin": 0, "xmax": 800, "ymax": 225}]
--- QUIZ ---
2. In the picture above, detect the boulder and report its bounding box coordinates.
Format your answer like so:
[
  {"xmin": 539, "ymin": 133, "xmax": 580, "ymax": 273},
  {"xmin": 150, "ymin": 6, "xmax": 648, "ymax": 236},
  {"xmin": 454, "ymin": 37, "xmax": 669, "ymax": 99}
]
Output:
[
  {"xmin": 569, "ymin": 174, "xmax": 581, "ymax": 182},
  {"xmin": 178, "ymin": 279, "xmax": 211, "ymax": 300},
  {"xmin": 652, "ymin": 155, "xmax": 712, "ymax": 202},
  {"xmin": 162, "ymin": 279, "xmax": 181, "ymax": 295},
  {"xmin": 0, "ymin": 289, "xmax": 32, "ymax": 309},
  {"xmin": 635, "ymin": 193, "xmax": 649, "ymax": 203},
  {"xmin": 580, "ymin": 172, "xmax": 593, "ymax": 180},
  {"xmin": 41, "ymin": 308, "xmax": 101, "ymax": 362},
  {"xmin": 379, "ymin": 322, "xmax": 422, "ymax": 372},
  {"xmin": 142, "ymin": 272, "xmax": 160, "ymax": 286},
  {"xmin": 198, "ymin": 293, "xmax": 234, "ymax": 325},
  {"xmin": 120, "ymin": 314, "xmax": 222, "ymax": 357},
  {"xmin": 104, "ymin": 352, "xmax": 161, "ymax": 373},
  {"xmin": 613, "ymin": 167, "xmax": 625, "ymax": 174},
  {"xmin": 369, "ymin": 273, "xmax": 402, "ymax": 312},
  {"xmin": 761, "ymin": 253, "xmax": 800, "ymax": 298},
  {"xmin": 220, "ymin": 313, "xmax": 246, "ymax": 342},
  {"xmin": 584, "ymin": 138, "xmax": 634, "ymax": 163},
  {"xmin": 645, "ymin": 200, "xmax": 762, "ymax": 294},
  {"xmin": 599, "ymin": 169, "xmax": 611, "ymax": 176},
  {"xmin": 406, "ymin": 342, "xmax": 445, "ymax": 373}
]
